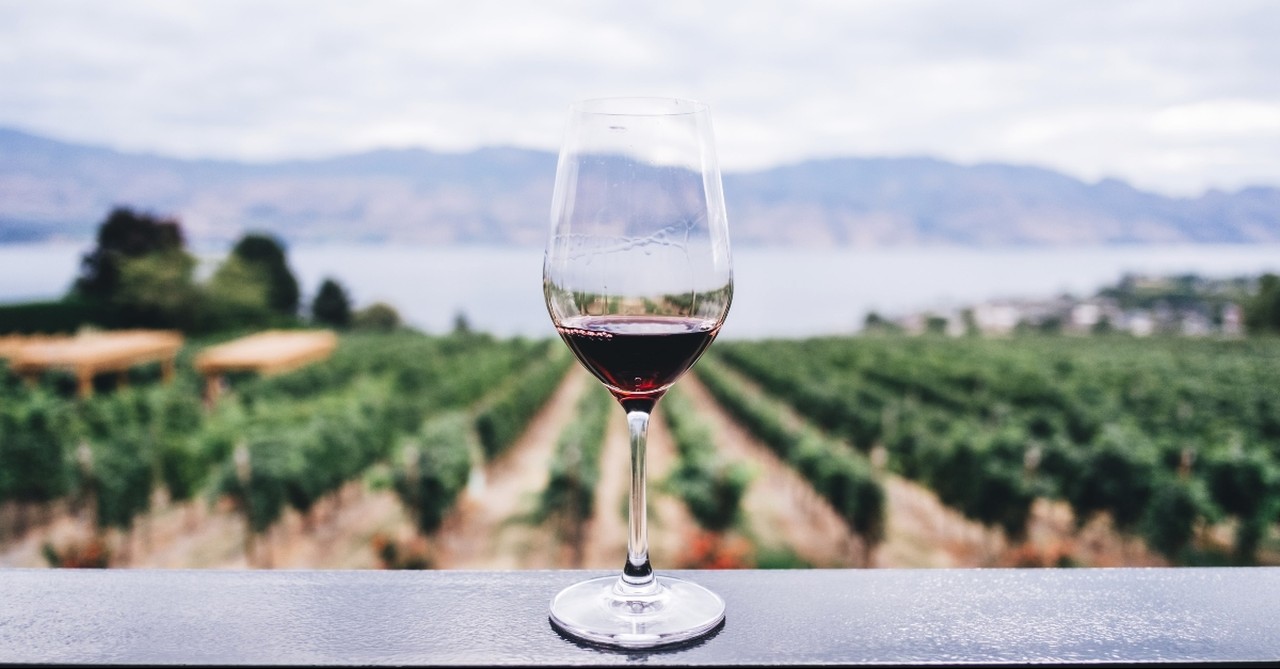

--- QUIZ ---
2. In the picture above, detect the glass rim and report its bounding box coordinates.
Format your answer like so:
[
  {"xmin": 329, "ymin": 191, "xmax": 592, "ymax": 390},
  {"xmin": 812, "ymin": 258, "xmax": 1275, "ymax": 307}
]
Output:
[{"xmin": 570, "ymin": 97, "xmax": 709, "ymax": 117}]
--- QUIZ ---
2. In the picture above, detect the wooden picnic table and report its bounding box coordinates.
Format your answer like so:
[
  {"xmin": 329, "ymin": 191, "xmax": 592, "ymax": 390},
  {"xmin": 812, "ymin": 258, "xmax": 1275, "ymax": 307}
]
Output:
[
  {"xmin": 5, "ymin": 330, "xmax": 184, "ymax": 398},
  {"xmin": 0, "ymin": 334, "xmax": 61, "ymax": 359},
  {"xmin": 194, "ymin": 329, "xmax": 338, "ymax": 401}
]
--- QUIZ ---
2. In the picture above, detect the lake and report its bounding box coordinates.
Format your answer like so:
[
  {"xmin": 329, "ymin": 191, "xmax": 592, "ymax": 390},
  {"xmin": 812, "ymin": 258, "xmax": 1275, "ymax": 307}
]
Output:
[{"xmin": 4, "ymin": 242, "xmax": 1280, "ymax": 339}]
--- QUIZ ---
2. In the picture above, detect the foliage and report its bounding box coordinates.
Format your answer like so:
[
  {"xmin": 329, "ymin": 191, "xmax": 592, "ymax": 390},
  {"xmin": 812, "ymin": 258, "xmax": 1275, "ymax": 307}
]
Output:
[
  {"xmin": 1139, "ymin": 477, "xmax": 1210, "ymax": 560},
  {"xmin": 41, "ymin": 537, "xmax": 110, "ymax": 568},
  {"xmin": 1098, "ymin": 273, "xmax": 1250, "ymax": 311},
  {"xmin": 0, "ymin": 331, "xmax": 556, "ymax": 544},
  {"xmin": 113, "ymin": 250, "xmax": 201, "ymax": 329},
  {"xmin": 0, "ymin": 391, "xmax": 75, "ymax": 504},
  {"xmin": 862, "ymin": 311, "xmax": 902, "ymax": 334},
  {"xmin": 9, "ymin": 322, "xmax": 1279, "ymax": 567},
  {"xmin": 393, "ymin": 412, "xmax": 477, "ymax": 536},
  {"xmin": 661, "ymin": 385, "xmax": 753, "ymax": 533},
  {"xmin": 53, "ymin": 209, "xmax": 308, "ymax": 334},
  {"xmin": 229, "ymin": 233, "xmax": 300, "ymax": 316},
  {"xmin": 474, "ymin": 350, "xmax": 572, "ymax": 460},
  {"xmin": 212, "ymin": 333, "xmax": 551, "ymax": 536},
  {"xmin": 1245, "ymin": 273, "xmax": 1280, "ymax": 335},
  {"xmin": 1202, "ymin": 449, "xmax": 1279, "ymax": 563},
  {"xmin": 920, "ymin": 421, "xmax": 1037, "ymax": 540},
  {"xmin": 213, "ymin": 378, "xmax": 410, "ymax": 533},
  {"xmin": 73, "ymin": 206, "xmax": 185, "ymax": 302},
  {"xmin": 371, "ymin": 533, "xmax": 431, "ymax": 569},
  {"xmin": 695, "ymin": 356, "xmax": 885, "ymax": 547},
  {"xmin": 67, "ymin": 207, "xmax": 199, "ymax": 330},
  {"xmin": 77, "ymin": 385, "xmax": 207, "ymax": 529},
  {"xmin": 532, "ymin": 385, "xmax": 612, "ymax": 561},
  {"xmin": 353, "ymin": 302, "xmax": 403, "ymax": 332},
  {"xmin": 0, "ymin": 298, "xmax": 121, "ymax": 335},
  {"xmin": 452, "ymin": 312, "xmax": 472, "ymax": 335},
  {"xmin": 1064, "ymin": 424, "xmax": 1159, "ymax": 531},
  {"xmin": 715, "ymin": 334, "xmax": 1280, "ymax": 564},
  {"xmin": 202, "ymin": 256, "xmax": 273, "ymax": 330},
  {"xmin": 311, "ymin": 278, "xmax": 352, "ymax": 328},
  {"xmin": 86, "ymin": 426, "xmax": 156, "ymax": 530}
]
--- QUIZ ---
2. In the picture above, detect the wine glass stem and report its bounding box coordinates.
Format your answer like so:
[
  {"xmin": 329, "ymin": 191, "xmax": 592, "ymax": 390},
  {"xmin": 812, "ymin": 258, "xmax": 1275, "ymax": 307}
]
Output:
[{"xmin": 619, "ymin": 409, "xmax": 657, "ymax": 594}]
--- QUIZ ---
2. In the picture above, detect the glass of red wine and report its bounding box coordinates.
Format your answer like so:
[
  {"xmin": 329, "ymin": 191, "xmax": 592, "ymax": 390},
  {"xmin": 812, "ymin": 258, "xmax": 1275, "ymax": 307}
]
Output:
[{"xmin": 544, "ymin": 97, "xmax": 733, "ymax": 648}]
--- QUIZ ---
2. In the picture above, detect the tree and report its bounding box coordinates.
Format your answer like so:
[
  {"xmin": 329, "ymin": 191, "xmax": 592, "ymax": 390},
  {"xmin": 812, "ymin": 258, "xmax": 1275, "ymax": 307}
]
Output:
[
  {"xmin": 311, "ymin": 278, "xmax": 351, "ymax": 327},
  {"xmin": 229, "ymin": 233, "xmax": 300, "ymax": 317},
  {"xmin": 353, "ymin": 302, "xmax": 402, "ymax": 332},
  {"xmin": 70, "ymin": 207, "xmax": 199, "ymax": 329},
  {"xmin": 924, "ymin": 314, "xmax": 948, "ymax": 335},
  {"xmin": 1245, "ymin": 273, "xmax": 1280, "ymax": 335},
  {"xmin": 113, "ymin": 250, "xmax": 200, "ymax": 328},
  {"xmin": 452, "ymin": 311, "xmax": 472, "ymax": 335},
  {"xmin": 202, "ymin": 256, "xmax": 272, "ymax": 331},
  {"xmin": 863, "ymin": 311, "xmax": 902, "ymax": 334},
  {"xmin": 74, "ymin": 207, "xmax": 185, "ymax": 302}
]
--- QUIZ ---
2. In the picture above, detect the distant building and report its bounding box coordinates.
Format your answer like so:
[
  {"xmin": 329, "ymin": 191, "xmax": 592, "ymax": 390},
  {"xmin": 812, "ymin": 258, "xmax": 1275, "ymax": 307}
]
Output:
[
  {"xmin": 1222, "ymin": 303, "xmax": 1244, "ymax": 337},
  {"xmin": 891, "ymin": 276, "xmax": 1247, "ymax": 339},
  {"xmin": 973, "ymin": 302, "xmax": 1021, "ymax": 335},
  {"xmin": 1070, "ymin": 302, "xmax": 1102, "ymax": 331},
  {"xmin": 1124, "ymin": 311, "xmax": 1155, "ymax": 337},
  {"xmin": 1180, "ymin": 311, "xmax": 1213, "ymax": 336}
]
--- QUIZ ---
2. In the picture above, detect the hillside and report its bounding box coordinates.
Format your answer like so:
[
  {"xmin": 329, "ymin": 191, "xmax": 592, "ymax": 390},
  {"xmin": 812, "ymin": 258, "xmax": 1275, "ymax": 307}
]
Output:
[{"xmin": 2, "ymin": 127, "xmax": 1278, "ymax": 247}]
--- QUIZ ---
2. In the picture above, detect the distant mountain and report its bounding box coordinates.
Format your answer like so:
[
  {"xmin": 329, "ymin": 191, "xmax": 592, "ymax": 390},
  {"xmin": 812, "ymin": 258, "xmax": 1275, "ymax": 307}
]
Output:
[
  {"xmin": 2, "ymin": 126, "xmax": 1278, "ymax": 247},
  {"xmin": 725, "ymin": 158, "xmax": 1280, "ymax": 246}
]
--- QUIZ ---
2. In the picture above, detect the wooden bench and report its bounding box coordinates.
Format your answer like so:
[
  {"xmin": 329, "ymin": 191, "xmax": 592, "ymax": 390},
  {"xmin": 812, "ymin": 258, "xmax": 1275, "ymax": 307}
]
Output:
[
  {"xmin": 5, "ymin": 330, "xmax": 183, "ymax": 398},
  {"xmin": 194, "ymin": 330, "xmax": 338, "ymax": 401}
]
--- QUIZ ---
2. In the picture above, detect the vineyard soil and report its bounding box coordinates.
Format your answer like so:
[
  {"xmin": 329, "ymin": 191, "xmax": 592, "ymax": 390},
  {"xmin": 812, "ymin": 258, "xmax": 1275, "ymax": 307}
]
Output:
[{"xmin": 430, "ymin": 369, "xmax": 586, "ymax": 569}]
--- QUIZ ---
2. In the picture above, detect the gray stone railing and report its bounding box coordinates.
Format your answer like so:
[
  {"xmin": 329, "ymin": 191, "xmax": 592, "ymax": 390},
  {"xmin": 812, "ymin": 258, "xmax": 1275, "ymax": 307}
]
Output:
[{"xmin": 1, "ymin": 567, "xmax": 1277, "ymax": 666}]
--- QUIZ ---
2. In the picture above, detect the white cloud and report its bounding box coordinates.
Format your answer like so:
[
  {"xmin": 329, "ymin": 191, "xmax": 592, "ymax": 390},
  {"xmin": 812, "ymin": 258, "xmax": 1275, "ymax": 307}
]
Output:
[
  {"xmin": 1152, "ymin": 100, "xmax": 1280, "ymax": 137},
  {"xmin": 0, "ymin": 0, "xmax": 1278, "ymax": 194}
]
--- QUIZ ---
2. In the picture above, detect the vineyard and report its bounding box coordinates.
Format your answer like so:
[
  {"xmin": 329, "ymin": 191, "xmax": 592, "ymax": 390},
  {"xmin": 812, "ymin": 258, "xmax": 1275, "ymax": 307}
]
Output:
[
  {"xmin": 711, "ymin": 335, "xmax": 1280, "ymax": 566},
  {"xmin": 2, "ymin": 330, "xmax": 1279, "ymax": 570}
]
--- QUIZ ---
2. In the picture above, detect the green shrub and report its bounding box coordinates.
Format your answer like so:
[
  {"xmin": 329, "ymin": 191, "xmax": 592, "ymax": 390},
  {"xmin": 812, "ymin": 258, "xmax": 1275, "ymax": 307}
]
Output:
[{"xmin": 393, "ymin": 411, "xmax": 477, "ymax": 536}]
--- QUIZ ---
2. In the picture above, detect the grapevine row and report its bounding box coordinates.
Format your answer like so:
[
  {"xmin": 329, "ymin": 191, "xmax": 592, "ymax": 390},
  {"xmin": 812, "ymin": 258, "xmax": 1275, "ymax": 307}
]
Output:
[
  {"xmin": 659, "ymin": 385, "xmax": 753, "ymax": 534},
  {"xmin": 0, "ymin": 333, "xmax": 556, "ymax": 561},
  {"xmin": 531, "ymin": 382, "xmax": 612, "ymax": 564},
  {"xmin": 716, "ymin": 336, "xmax": 1280, "ymax": 563},
  {"xmin": 694, "ymin": 355, "xmax": 886, "ymax": 549}
]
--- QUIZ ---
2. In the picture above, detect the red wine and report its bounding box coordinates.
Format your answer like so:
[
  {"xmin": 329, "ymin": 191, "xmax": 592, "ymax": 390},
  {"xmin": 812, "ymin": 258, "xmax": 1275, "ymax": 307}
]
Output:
[{"xmin": 556, "ymin": 315, "xmax": 720, "ymax": 411}]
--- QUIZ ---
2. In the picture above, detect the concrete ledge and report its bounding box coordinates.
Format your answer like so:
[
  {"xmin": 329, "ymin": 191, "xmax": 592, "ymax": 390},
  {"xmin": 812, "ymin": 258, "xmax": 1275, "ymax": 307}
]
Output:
[{"xmin": 1, "ymin": 568, "xmax": 1277, "ymax": 667}]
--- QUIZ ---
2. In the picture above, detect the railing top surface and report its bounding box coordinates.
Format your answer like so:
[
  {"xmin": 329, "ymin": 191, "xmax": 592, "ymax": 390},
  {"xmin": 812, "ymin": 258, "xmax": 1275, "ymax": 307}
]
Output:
[{"xmin": 1, "ymin": 567, "xmax": 1277, "ymax": 667}]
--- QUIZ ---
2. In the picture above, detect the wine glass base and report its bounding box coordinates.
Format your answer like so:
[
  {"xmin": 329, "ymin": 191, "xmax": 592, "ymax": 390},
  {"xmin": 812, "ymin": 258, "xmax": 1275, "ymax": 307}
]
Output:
[{"xmin": 549, "ymin": 574, "xmax": 725, "ymax": 649}]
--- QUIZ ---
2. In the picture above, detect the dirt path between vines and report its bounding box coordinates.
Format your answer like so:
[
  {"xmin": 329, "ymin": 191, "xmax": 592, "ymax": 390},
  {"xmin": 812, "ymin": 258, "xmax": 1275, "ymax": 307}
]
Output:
[
  {"xmin": 431, "ymin": 368, "xmax": 587, "ymax": 569},
  {"xmin": 0, "ymin": 479, "xmax": 411, "ymax": 570},
  {"xmin": 645, "ymin": 409, "xmax": 700, "ymax": 568},
  {"xmin": 680, "ymin": 362, "xmax": 1010, "ymax": 567},
  {"xmin": 582, "ymin": 414, "xmax": 629, "ymax": 569},
  {"xmin": 678, "ymin": 375, "xmax": 861, "ymax": 567},
  {"xmin": 581, "ymin": 394, "xmax": 698, "ymax": 570}
]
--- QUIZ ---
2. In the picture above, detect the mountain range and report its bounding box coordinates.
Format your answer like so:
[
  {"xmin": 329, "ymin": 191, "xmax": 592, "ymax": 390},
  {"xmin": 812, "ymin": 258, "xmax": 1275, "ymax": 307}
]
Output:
[{"xmin": 2, "ymin": 126, "xmax": 1278, "ymax": 247}]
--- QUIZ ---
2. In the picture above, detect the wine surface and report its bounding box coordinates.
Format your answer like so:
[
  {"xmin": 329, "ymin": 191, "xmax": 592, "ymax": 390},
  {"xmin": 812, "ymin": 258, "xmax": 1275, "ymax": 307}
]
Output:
[{"xmin": 556, "ymin": 315, "xmax": 720, "ymax": 410}]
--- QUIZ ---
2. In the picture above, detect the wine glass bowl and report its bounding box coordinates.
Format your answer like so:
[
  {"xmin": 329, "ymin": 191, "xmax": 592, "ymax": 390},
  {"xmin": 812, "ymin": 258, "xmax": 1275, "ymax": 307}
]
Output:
[{"xmin": 544, "ymin": 97, "xmax": 732, "ymax": 648}]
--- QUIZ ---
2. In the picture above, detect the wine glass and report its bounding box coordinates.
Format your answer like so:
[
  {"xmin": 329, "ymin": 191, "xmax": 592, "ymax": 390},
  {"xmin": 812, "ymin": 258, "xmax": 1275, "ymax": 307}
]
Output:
[{"xmin": 543, "ymin": 97, "xmax": 733, "ymax": 648}]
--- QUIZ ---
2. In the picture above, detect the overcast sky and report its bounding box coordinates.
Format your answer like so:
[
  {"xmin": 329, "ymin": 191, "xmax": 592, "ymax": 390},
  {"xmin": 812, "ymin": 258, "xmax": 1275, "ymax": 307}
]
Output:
[{"xmin": 2, "ymin": 0, "xmax": 1278, "ymax": 196}]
